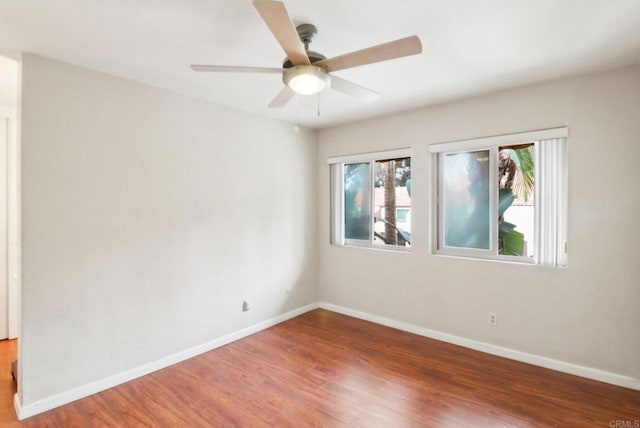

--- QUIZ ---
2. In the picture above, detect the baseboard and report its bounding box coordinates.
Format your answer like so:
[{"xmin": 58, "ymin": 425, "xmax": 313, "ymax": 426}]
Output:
[
  {"xmin": 318, "ymin": 302, "xmax": 640, "ymax": 391},
  {"xmin": 15, "ymin": 302, "xmax": 319, "ymax": 420}
]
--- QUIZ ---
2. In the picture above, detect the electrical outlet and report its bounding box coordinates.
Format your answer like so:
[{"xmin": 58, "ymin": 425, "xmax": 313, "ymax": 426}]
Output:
[
  {"xmin": 489, "ymin": 312, "xmax": 497, "ymax": 326},
  {"xmin": 242, "ymin": 300, "xmax": 249, "ymax": 312}
]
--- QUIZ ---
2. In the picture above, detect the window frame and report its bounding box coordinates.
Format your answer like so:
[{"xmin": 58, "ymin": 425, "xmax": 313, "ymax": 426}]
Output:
[
  {"xmin": 437, "ymin": 146, "xmax": 505, "ymax": 259},
  {"xmin": 429, "ymin": 128, "xmax": 568, "ymax": 266},
  {"xmin": 329, "ymin": 148, "xmax": 412, "ymax": 251}
]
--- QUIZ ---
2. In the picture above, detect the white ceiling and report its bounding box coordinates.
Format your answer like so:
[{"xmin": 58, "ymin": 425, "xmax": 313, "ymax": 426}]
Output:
[{"xmin": 1, "ymin": 0, "xmax": 640, "ymax": 128}]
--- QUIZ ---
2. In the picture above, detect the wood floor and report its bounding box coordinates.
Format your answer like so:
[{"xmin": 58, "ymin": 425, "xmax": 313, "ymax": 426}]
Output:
[
  {"xmin": 0, "ymin": 339, "xmax": 16, "ymax": 426},
  {"xmin": 2, "ymin": 309, "xmax": 639, "ymax": 427}
]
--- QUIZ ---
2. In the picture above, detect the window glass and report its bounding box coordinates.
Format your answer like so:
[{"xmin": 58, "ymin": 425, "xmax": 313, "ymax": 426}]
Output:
[
  {"xmin": 330, "ymin": 151, "xmax": 411, "ymax": 250},
  {"xmin": 344, "ymin": 162, "xmax": 371, "ymax": 240},
  {"xmin": 498, "ymin": 144, "xmax": 535, "ymax": 257},
  {"xmin": 443, "ymin": 150, "xmax": 490, "ymax": 250},
  {"xmin": 373, "ymin": 158, "xmax": 411, "ymax": 247}
]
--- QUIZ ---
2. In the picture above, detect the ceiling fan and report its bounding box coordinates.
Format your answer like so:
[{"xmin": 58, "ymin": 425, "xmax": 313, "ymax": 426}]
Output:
[{"xmin": 191, "ymin": 0, "xmax": 422, "ymax": 108}]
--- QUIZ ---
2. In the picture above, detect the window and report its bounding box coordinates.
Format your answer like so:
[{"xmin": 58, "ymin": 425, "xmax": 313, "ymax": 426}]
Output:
[
  {"xmin": 430, "ymin": 128, "xmax": 567, "ymax": 266},
  {"xmin": 330, "ymin": 149, "xmax": 412, "ymax": 249},
  {"xmin": 396, "ymin": 208, "xmax": 410, "ymax": 223}
]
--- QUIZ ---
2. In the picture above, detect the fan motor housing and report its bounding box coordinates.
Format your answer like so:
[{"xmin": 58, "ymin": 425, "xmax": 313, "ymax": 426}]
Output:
[{"xmin": 283, "ymin": 51, "xmax": 326, "ymax": 69}]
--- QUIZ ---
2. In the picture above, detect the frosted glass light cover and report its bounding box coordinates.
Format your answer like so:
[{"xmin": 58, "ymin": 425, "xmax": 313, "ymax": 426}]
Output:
[
  {"xmin": 283, "ymin": 65, "xmax": 330, "ymax": 95},
  {"xmin": 288, "ymin": 73, "xmax": 326, "ymax": 95}
]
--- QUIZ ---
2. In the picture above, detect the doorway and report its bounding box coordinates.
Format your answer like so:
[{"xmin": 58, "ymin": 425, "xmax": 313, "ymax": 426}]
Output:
[
  {"xmin": 0, "ymin": 54, "xmax": 19, "ymax": 341},
  {"xmin": 0, "ymin": 53, "xmax": 20, "ymax": 423}
]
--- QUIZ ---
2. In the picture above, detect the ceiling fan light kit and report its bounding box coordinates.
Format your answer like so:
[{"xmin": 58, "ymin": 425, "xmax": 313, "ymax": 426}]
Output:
[
  {"xmin": 191, "ymin": 0, "xmax": 422, "ymax": 109},
  {"xmin": 284, "ymin": 65, "xmax": 330, "ymax": 95}
]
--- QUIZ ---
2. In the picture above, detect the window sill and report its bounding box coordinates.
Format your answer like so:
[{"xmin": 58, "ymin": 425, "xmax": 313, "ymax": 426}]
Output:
[
  {"xmin": 431, "ymin": 251, "xmax": 566, "ymax": 267},
  {"xmin": 332, "ymin": 243, "xmax": 412, "ymax": 254}
]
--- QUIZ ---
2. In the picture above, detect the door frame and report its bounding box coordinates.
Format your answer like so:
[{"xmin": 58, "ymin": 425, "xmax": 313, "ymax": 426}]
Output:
[{"xmin": 0, "ymin": 105, "xmax": 19, "ymax": 340}]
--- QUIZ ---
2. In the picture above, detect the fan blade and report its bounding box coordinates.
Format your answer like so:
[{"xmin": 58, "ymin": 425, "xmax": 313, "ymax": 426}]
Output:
[
  {"xmin": 268, "ymin": 86, "xmax": 296, "ymax": 108},
  {"xmin": 253, "ymin": 0, "xmax": 310, "ymax": 66},
  {"xmin": 191, "ymin": 65, "xmax": 282, "ymax": 74},
  {"xmin": 316, "ymin": 35, "xmax": 422, "ymax": 72},
  {"xmin": 330, "ymin": 76, "xmax": 379, "ymax": 102}
]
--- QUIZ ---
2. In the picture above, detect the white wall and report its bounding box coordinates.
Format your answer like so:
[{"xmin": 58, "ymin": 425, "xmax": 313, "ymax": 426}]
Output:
[
  {"xmin": 317, "ymin": 65, "xmax": 640, "ymax": 380},
  {"xmin": 20, "ymin": 54, "xmax": 317, "ymax": 406}
]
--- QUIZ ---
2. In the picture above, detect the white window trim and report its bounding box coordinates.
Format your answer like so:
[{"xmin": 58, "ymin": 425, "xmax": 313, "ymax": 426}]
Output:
[
  {"xmin": 429, "ymin": 127, "xmax": 568, "ymax": 153},
  {"xmin": 327, "ymin": 148, "xmax": 411, "ymax": 165},
  {"xmin": 329, "ymin": 148, "xmax": 412, "ymax": 251},
  {"xmin": 429, "ymin": 128, "xmax": 568, "ymax": 266}
]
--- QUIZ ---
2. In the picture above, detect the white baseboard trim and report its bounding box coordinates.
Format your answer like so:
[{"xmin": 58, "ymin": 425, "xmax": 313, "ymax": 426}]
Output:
[
  {"xmin": 15, "ymin": 302, "xmax": 319, "ymax": 420},
  {"xmin": 318, "ymin": 302, "xmax": 640, "ymax": 392}
]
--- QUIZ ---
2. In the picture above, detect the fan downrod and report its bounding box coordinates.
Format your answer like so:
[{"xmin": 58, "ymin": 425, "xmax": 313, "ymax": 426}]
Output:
[
  {"xmin": 296, "ymin": 23, "xmax": 318, "ymax": 50},
  {"xmin": 283, "ymin": 23, "xmax": 325, "ymax": 68}
]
